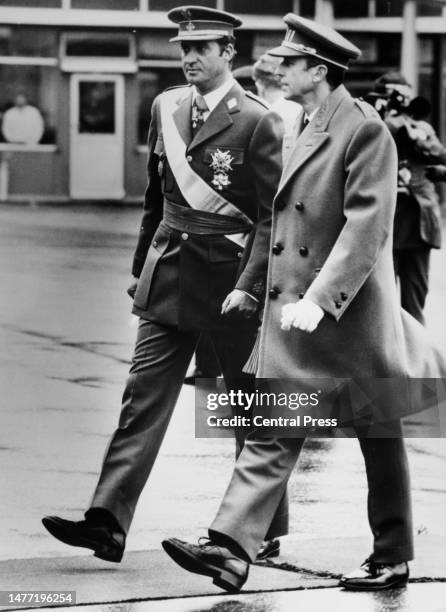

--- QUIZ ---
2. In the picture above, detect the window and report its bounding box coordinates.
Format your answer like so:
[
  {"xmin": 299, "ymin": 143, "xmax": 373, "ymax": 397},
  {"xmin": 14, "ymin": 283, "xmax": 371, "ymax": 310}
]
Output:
[
  {"xmin": 376, "ymin": 0, "xmax": 403, "ymax": 17},
  {"xmin": 417, "ymin": 1, "xmax": 443, "ymax": 16},
  {"xmin": 344, "ymin": 34, "xmax": 378, "ymax": 63},
  {"xmin": 71, "ymin": 0, "xmax": 139, "ymax": 9},
  {"xmin": 334, "ymin": 0, "xmax": 368, "ymax": 18},
  {"xmin": 0, "ymin": 65, "xmax": 58, "ymax": 144},
  {"xmin": 0, "ymin": 27, "xmax": 58, "ymax": 57},
  {"xmin": 63, "ymin": 33, "xmax": 133, "ymax": 58},
  {"xmin": 138, "ymin": 32, "xmax": 182, "ymax": 60},
  {"xmin": 137, "ymin": 68, "xmax": 184, "ymax": 144},
  {"xmin": 225, "ymin": 0, "xmax": 292, "ymax": 15},
  {"xmin": 299, "ymin": 0, "xmax": 315, "ymax": 18},
  {"xmin": 150, "ymin": 0, "xmax": 216, "ymax": 9},
  {"xmin": 344, "ymin": 34, "xmax": 401, "ymax": 99},
  {"xmin": 253, "ymin": 32, "xmax": 283, "ymax": 59},
  {"xmin": 0, "ymin": 0, "xmax": 61, "ymax": 6}
]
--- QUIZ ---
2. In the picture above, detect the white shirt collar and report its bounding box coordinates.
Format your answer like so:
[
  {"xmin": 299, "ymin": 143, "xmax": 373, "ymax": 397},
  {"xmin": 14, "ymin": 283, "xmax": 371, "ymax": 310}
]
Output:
[
  {"xmin": 304, "ymin": 107, "xmax": 319, "ymax": 123},
  {"xmin": 192, "ymin": 76, "xmax": 236, "ymax": 114}
]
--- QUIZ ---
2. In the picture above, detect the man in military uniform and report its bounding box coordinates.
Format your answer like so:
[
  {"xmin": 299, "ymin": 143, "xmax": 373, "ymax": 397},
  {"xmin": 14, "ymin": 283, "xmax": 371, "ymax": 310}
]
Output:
[
  {"xmin": 162, "ymin": 14, "xmax": 432, "ymax": 593},
  {"xmin": 42, "ymin": 6, "xmax": 285, "ymax": 563}
]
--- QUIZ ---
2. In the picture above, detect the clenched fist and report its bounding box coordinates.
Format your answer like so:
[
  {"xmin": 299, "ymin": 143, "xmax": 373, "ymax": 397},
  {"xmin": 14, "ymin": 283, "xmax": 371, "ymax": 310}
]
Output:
[{"xmin": 281, "ymin": 298, "xmax": 324, "ymax": 333}]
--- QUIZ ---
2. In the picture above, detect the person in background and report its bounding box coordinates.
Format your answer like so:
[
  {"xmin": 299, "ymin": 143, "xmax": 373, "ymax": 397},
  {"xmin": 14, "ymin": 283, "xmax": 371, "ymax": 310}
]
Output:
[
  {"xmin": 252, "ymin": 54, "xmax": 301, "ymax": 161},
  {"xmin": 373, "ymin": 72, "xmax": 444, "ymax": 325},
  {"xmin": 2, "ymin": 93, "xmax": 44, "ymax": 145}
]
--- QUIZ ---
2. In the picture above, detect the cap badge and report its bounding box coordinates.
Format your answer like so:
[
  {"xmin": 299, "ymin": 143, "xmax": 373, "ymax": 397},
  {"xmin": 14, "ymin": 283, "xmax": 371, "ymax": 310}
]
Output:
[{"xmin": 186, "ymin": 21, "xmax": 196, "ymax": 31}]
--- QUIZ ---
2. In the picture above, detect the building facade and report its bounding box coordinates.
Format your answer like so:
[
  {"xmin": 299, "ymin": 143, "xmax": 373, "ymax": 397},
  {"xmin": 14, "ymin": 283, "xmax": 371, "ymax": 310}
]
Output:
[{"xmin": 0, "ymin": 0, "xmax": 445, "ymax": 202}]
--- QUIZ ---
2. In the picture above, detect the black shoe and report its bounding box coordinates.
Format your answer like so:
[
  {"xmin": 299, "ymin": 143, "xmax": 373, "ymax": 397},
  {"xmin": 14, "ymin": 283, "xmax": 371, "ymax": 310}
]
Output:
[
  {"xmin": 339, "ymin": 557, "xmax": 409, "ymax": 591},
  {"xmin": 162, "ymin": 537, "xmax": 249, "ymax": 593},
  {"xmin": 256, "ymin": 538, "xmax": 280, "ymax": 561},
  {"xmin": 42, "ymin": 516, "xmax": 125, "ymax": 562}
]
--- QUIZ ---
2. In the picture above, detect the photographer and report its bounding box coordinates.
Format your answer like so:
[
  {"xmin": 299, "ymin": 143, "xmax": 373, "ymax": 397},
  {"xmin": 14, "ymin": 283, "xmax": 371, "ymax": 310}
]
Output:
[{"xmin": 366, "ymin": 72, "xmax": 443, "ymax": 324}]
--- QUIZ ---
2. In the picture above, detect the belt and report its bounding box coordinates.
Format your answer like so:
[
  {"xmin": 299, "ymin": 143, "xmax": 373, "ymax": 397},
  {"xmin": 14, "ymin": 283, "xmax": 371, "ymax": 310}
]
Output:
[{"xmin": 163, "ymin": 200, "xmax": 252, "ymax": 236}]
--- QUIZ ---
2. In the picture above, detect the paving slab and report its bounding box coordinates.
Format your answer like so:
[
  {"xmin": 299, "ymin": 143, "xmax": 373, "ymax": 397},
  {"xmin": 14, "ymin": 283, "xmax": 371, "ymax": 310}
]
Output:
[
  {"xmin": 0, "ymin": 550, "xmax": 330, "ymax": 609},
  {"xmin": 265, "ymin": 533, "xmax": 446, "ymax": 580}
]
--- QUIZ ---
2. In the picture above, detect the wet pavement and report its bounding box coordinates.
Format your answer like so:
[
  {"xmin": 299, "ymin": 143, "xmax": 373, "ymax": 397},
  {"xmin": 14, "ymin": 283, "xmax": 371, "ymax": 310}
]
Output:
[
  {"xmin": 0, "ymin": 204, "xmax": 446, "ymax": 610},
  {"xmin": 26, "ymin": 583, "xmax": 446, "ymax": 612}
]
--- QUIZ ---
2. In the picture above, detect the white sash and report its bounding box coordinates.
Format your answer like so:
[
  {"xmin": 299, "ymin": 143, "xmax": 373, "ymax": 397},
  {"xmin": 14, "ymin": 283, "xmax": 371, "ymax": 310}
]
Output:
[{"xmin": 159, "ymin": 88, "xmax": 252, "ymax": 248}]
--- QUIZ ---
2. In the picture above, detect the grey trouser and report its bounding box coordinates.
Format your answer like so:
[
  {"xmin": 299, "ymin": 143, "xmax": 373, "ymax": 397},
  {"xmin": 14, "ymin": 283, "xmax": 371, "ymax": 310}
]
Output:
[
  {"xmin": 87, "ymin": 319, "xmax": 288, "ymax": 540},
  {"xmin": 210, "ymin": 422, "xmax": 413, "ymax": 564}
]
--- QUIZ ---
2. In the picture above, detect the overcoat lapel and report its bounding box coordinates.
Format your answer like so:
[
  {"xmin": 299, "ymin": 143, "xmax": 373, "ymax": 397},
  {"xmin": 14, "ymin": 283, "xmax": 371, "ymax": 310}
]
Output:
[
  {"xmin": 187, "ymin": 83, "xmax": 243, "ymax": 152},
  {"xmin": 172, "ymin": 88, "xmax": 193, "ymax": 146},
  {"xmin": 277, "ymin": 85, "xmax": 350, "ymax": 195}
]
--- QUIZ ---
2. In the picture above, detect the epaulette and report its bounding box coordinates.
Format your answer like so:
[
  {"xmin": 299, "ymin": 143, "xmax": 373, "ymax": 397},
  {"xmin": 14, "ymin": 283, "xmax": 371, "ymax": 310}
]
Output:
[
  {"xmin": 354, "ymin": 97, "xmax": 380, "ymax": 119},
  {"xmin": 165, "ymin": 84, "xmax": 191, "ymax": 92},
  {"xmin": 245, "ymin": 90, "xmax": 270, "ymax": 110}
]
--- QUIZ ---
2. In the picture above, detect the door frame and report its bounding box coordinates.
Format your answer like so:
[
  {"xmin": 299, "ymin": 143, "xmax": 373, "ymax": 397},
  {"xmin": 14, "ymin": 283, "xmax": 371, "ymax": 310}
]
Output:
[{"xmin": 69, "ymin": 72, "xmax": 125, "ymax": 199}]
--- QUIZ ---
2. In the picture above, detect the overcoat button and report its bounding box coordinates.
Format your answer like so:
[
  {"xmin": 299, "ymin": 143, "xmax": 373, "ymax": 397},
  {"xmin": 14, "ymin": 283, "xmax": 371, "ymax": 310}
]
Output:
[
  {"xmin": 237, "ymin": 251, "xmax": 243, "ymax": 258},
  {"xmin": 295, "ymin": 201, "xmax": 304, "ymax": 211},
  {"xmin": 181, "ymin": 232, "xmax": 189, "ymax": 240},
  {"xmin": 299, "ymin": 246, "xmax": 308, "ymax": 256},
  {"xmin": 272, "ymin": 244, "xmax": 283, "ymax": 255},
  {"xmin": 269, "ymin": 287, "xmax": 280, "ymax": 299},
  {"xmin": 186, "ymin": 155, "xmax": 193, "ymax": 162},
  {"xmin": 335, "ymin": 301, "xmax": 342, "ymax": 309},
  {"xmin": 341, "ymin": 292, "xmax": 348, "ymax": 301},
  {"xmin": 153, "ymin": 240, "xmax": 158, "ymax": 247},
  {"xmin": 298, "ymin": 292, "xmax": 305, "ymax": 299}
]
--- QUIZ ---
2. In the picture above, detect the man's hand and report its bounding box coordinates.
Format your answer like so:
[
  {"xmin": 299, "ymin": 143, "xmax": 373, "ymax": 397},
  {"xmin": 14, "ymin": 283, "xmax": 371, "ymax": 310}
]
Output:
[
  {"xmin": 127, "ymin": 277, "xmax": 138, "ymax": 299},
  {"xmin": 221, "ymin": 289, "xmax": 258, "ymax": 319},
  {"xmin": 280, "ymin": 299, "xmax": 324, "ymax": 333},
  {"xmin": 415, "ymin": 132, "xmax": 445, "ymax": 159},
  {"xmin": 425, "ymin": 165, "xmax": 446, "ymax": 183}
]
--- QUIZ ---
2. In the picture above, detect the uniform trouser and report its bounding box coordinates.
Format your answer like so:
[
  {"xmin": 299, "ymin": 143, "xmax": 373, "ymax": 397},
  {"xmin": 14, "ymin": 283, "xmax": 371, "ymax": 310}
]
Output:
[
  {"xmin": 209, "ymin": 421, "xmax": 413, "ymax": 564},
  {"xmin": 394, "ymin": 246, "xmax": 431, "ymax": 325},
  {"xmin": 195, "ymin": 333, "xmax": 221, "ymax": 377},
  {"xmin": 86, "ymin": 319, "xmax": 288, "ymax": 540}
]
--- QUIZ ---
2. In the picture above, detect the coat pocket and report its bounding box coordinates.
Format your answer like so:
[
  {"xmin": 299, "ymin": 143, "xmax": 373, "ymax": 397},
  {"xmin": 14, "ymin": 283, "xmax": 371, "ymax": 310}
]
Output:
[{"xmin": 133, "ymin": 224, "xmax": 171, "ymax": 310}]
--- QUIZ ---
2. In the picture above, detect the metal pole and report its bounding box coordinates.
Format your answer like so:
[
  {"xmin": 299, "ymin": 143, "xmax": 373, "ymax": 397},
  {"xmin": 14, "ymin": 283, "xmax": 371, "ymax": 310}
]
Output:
[
  {"xmin": 400, "ymin": 0, "xmax": 418, "ymax": 94},
  {"xmin": 315, "ymin": 0, "xmax": 334, "ymax": 25},
  {"xmin": 292, "ymin": 0, "xmax": 301, "ymax": 13},
  {"xmin": 0, "ymin": 154, "xmax": 10, "ymax": 202}
]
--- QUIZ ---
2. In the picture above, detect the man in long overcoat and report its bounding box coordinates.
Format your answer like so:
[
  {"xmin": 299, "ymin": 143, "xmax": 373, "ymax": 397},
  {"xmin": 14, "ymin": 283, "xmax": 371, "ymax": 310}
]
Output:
[
  {"xmin": 162, "ymin": 14, "xmax": 445, "ymax": 593},
  {"xmin": 42, "ymin": 5, "xmax": 286, "ymax": 563}
]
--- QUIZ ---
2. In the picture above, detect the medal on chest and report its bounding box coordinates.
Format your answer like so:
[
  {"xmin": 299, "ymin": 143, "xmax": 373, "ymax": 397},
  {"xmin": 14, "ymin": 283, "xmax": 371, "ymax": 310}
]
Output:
[{"xmin": 209, "ymin": 149, "xmax": 234, "ymax": 191}]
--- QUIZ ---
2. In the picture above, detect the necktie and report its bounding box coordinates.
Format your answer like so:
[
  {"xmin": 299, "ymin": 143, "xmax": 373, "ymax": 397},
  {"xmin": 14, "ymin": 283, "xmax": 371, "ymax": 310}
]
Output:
[
  {"xmin": 191, "ymin": 94, "xmax": 208, "ymax": 134},
  {"xmin": 296, "ymin": 114, "xmax": 310, "ymax": 138}
]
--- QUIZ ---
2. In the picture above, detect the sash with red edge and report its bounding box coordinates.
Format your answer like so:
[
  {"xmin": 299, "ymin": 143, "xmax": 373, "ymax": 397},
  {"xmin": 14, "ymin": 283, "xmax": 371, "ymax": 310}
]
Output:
[{"xmin": 159, "ymin": 88, "xmax": 252, "ymax": 248}]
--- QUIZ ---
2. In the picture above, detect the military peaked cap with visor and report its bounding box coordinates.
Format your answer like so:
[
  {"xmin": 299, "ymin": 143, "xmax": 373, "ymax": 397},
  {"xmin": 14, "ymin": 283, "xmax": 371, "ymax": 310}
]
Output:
[
  {"xmin": 268, "ymin": 13, "xmax": 361, "ymax": 70},
  {"xmin": 168, "ymin": 5, "xmax": 242, "ymax": 42}
]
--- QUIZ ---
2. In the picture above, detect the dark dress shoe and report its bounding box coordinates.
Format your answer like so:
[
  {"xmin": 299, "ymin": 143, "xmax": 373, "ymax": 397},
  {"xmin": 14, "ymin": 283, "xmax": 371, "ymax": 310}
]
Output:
[
  {"xmin": 256, "ymin": 538, "xmax": 280, "ymax": 561},
  {"xmin": 42, "ymin": 516, "xmax": 125, "ymax": 562},
  {"xmin": 162, "ymin": 537, "xmax": 249, "ymax": 593},
  {"xmin": 339, "ymin": 557, "xmax": 409, "ymax": 591}
]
